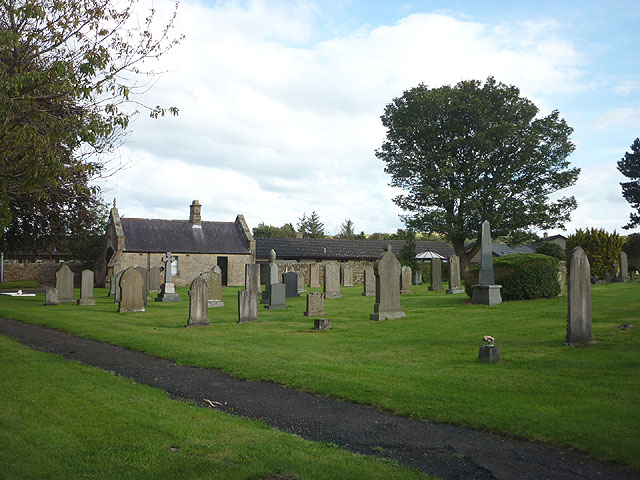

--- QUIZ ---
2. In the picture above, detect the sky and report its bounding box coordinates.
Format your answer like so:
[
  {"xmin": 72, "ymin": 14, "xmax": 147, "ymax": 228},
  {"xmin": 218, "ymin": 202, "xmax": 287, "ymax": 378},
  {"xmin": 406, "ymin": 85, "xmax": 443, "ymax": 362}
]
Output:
[{"xmin": 99, "ymin": 0, "xmax": 640, "ymax": 238}]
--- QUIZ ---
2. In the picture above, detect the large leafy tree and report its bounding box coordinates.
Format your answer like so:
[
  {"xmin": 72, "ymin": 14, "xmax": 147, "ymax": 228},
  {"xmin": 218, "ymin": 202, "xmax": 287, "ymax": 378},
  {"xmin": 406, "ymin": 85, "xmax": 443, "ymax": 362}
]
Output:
[
  {"xmin": 377, "ymin": 77, "xmax": 579, "ymax": 272},
  {"xmin": 617, "ymin": 138, "xmax": 640, "ymax": 229},
  {"xmin": 0, "ymin": 0, "xmax": 181, "ymax": 257}
]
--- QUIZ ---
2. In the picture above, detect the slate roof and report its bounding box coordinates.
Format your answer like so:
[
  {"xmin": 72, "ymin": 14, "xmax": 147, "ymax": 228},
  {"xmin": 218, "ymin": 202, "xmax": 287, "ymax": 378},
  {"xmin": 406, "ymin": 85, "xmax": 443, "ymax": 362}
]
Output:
[
  {"xmin": 255, "ymin": 238, "xmax": 454, "ymax": 261},
  {"xmin": 120, "ymin": 218, "xmax": 251, "ymax": 254},
  {"xmin": 466, "ymin": 241, "xmax": 535, "ymax": 257}
]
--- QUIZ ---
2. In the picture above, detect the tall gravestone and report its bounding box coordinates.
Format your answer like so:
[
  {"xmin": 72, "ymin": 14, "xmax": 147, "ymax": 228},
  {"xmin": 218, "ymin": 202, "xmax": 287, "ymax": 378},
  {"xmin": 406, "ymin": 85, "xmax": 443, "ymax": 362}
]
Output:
[
  {"xmin": 113, "ymin": 270, "xmax": 124, "ymax": 304},
  {"xmin": 149, "ymin": 267, "xmax": 162, "ymax": 291},
  {"xmin": 619, "ymin": 251, "xmax": 629, "ymax": 282},
  {"xmin": 238, "ymin": 289, "xmax": 258, "ymax": 323},
  {"xmin": 342, "ymin": 264, "xmax": 353, "ymax": 287},
  {"xmin": 156, "ymin": 252, "xmax": 180, "ymax": 302},
  {"xmin": 472, "ymin": 221, "xmax": 502, "ymax": 306},
  {"xmin": 134, "ymin": 266, "xmax": 149, "ymax": 305},
  {"xmin": 446, "ymin": 255, "xmax": 464, "ymax": 294},
  {"xmin": 44, "ymin": 287, "xmax": 58, "ymax": 306},
  {"xmin": 297, "ymin": 274, "xmax": 306, "ymax": 294},
  {"xmin": 309, "ymin": 263, "xmax": 321, "ymax": 288},
  {"xmin": 56, "ymin": 264, "xmax": 75, "ymax": 303},
  {"xmin": 109, "ymin": 274, "xmax": 116, "ymax": 297},
  {"xmin": 118, "ymin": 267, "xmax": 145, "ymax": 313},
  {"xmin": 323, "ymin": 262, "xmax": 342, "ymax": 299},
  {"xmin": 566, "ymin": 246, "xmax": 595, "ymax": 346},
  {"xmin": 305, "ymin": 292, "xmax": 326, "ymax": 317},
  {"xmin": 400, "ymin": 266, "xmax": 413, "ymax": 294},
  {"xmin": 264, "ymin": 283, "xmax": 286, "ymax": 310},
  {"xmin": 245, "ymin": 264, "xmax": 261, "ymax": 295},
  {"xmin": 283, "ymin": 271, "xmax": 300, "ymax": 298},
  {"xmin": 201, "ymin": 265, "xmax": 224, "ymax": 307},
  {"xmin": 362, "ymin": 266, "xmax": 375, "ymax": 296},
  {"xmin": 78, "ymin": 270, "xmax": 96, "ymax": 306},
  {"xmin": 429, "ymin": 259, "xmax": 444, "ymax": 292},
  {"xmin": 370, "ymin": 245, "xmax": 405, "ymax": 321},
  {"xmin": 413, "ymin": 270, "xmax": 423, "ymax": 286},
  {"xmin": 261, "ymin": 249, "xmax": 279, "ymax": 304},
  {"xmin": 187, "ymin": 276, "xmax": 210, "ymax": 326}
]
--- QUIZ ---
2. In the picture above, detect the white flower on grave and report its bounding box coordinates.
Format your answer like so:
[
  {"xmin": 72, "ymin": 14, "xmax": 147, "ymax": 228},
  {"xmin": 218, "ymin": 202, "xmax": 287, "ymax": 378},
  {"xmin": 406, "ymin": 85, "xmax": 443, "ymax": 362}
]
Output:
[{"xmin": 482, "ymin": 335, "xmax": 495, "ymax": 346}]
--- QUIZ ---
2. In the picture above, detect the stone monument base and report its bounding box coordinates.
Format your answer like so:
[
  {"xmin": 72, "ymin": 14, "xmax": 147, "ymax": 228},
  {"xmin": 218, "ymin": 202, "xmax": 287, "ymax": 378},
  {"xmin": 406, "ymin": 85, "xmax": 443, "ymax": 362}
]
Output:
[
  {"xmin": 428, "ymin": 286, "xmax": 443, "ymax": 292},
  {"xmin": 314, "ymin": 318, "xmax": 332, "ymax": 330},
  {"xmin": 324, "ymin": 292, "xmax": 343, "ymax": 299},
  {"xmin": 478, "ymin": 345, "xmax": 501, "ymax": 363},
  {"xmin": 208, "ymin": 300, "xmax": 224, "ymax": 308},
  {"xmin": 155, "ymin": 283, "xmax": 181, "ymax": 302},
  {"xmin": 446, "ymin": 287, "xmax": 465, "ymax": 294},
  {"xmin": 400, "ymin": 289, "xmax": 413, "ymax": 294},
  {"xmin": 370, "ymin": 311, "xmax": 406, "ymax": 322},
  {"xmin": 471, "ymin": 284, "xmax": 502, "ymax": 306},
  {"xmin": 77, "ymin": 298, "xmax": 96, "ymax": 306}
]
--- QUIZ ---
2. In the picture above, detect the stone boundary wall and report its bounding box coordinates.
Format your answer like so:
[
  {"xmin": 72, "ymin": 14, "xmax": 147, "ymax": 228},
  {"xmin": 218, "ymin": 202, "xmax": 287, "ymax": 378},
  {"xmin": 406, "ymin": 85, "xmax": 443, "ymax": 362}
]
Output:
[
  {"xmin": 4, "ymin": 262, "xmax": 86, "ymax": 287},
  {"xmin": 257, "ymin": 260, "xmax": 374, "ymax": 286}
]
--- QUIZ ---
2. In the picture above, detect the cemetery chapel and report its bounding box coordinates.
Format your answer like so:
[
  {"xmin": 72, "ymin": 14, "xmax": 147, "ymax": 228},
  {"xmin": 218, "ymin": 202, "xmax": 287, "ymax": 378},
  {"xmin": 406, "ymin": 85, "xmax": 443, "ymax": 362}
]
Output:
[{"xmin": 97, "ymin": 200, "xmax": 256, "ymax": 287}]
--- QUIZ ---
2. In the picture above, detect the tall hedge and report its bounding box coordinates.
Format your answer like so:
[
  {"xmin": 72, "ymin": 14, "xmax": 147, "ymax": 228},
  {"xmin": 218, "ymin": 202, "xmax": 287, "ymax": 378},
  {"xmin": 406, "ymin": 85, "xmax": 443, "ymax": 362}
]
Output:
[
  {"xmin": 535, "ymin": 242, "xmax": 565, "ymax": 261},
  {"xmin": 464, "ymin": 253, "xmax": 560, "ymax": 300},
  {"xmin": 566, "ymin": 228, "xmax": 623, "ymax": 278}
]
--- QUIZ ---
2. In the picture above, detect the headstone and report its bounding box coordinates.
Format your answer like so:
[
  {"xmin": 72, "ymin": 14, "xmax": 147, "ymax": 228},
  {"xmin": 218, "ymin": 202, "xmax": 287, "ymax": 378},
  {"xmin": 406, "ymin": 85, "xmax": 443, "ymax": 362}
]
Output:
[
  {"xmin": 55, "ymin": 264, "xmax": 75, "ymax": 303},
  {"xmin": 342, "ymin": 264, "xmax": 353, "ymax": 287},
  {"xmin": 304, "ymin": 292, "xmax": 326, "ymax": 316},
  {"xmin": 149, "ymin": 267, "xmax": 162, "ymax": 291},
  {"xmin": 478, "ymin": 345, "xmax": 501, "ymax": 363},
  {"xmin": 566, "ymin": 246, "xmax": 594, "ymax": 346},
  {"xmin": 309, "ymin": 263, "xmax": 321, "ymax": 288},
  {"xmin": 261, "ymin": 249, "xmax": 280, "ymax": 304},
  {"xmin": 264, "ymin": 283, "xmax": 286, "ymax": 310},
  {"xmin": 446, "ymin": 255, "xmax": 464, "ymax": 294},
  {"xmin": 619, "ymin": 252, "xmax": 629, "ymax": 282},
  {"xmin": 297, "ymin": 274, "xmax": 306, "ymax": 294},
  {"xmin": 187, "ymin": 276, "xmax": 209, "ymax": 326},
  {"xmin": 557, "ymin": 261, "xmax": 567, "ymax": 296},
  {"xmin": 134, "ymin": 266, "xmax": 148, "ymax": 305},
  {"xmin": 605, "ymin": 272, "xmax": 612, "ymax": 283},
  {"xmin": 400, "ymin": 266, "xmax": 413, "ymax": 294},
  {"xmin": 245, "ymin": 264, "xmax": 261, "ymax": 295},
  {"xmin": 429, "ymin": 259, "xmax": 444, "ymax": 292},
  {"xmin": 113, "ymin": 270, "xmax": 124, "ymax": 303},
  {"xmin": 77, "ymin": 270, "xmax": 96, "ymax": 306},
  {"xmin": 109, "ymin": 275, "xmax": 116, "ymax": 297},
  {"xmin": 631, "ymin": 271, "xmax": 637, "ymax": 281},
  {"xmin": 362, "ymin": 266, "xmax": 375, "ymax": 296},
  {"xmin": 156, "ymin": 252, "xmax": 180, "ymax": 302},
  {"xmin": 314, "ymin": 318, "xmax": 332, "ymax": 330},
  {"xmin": 44, "ymin": 287, "xmax": 58, "ymax": 306},
  {"xmin": 238, "ymin": 289, "xmax": 258, "ymax": 323},
  {"xmin": 413, "ymin": 270, "xmax": 423, "ymax": 286},
  {"xmin": 105, "ymin": 278, "xmax": 111, "ymax": 296},
  {"xmin": 472, "ymin": 221, "xmax": 502, "ymax": 306},
  {"xmin": 118, "ymin": 267, "xmax": 145, "ymax": 313},
  {"xmin": 202, "ymin": 265, "xmax": 224, "ymax": 307},
  {"xmin": 283, "ymin": 271, "xmax": 300, "ymax": 298},
  {"xmin": 323, "ymin": 262, "xmax": 342, "ymax": 299},
  {"xmin": 370, "ymin": 245, "xmax": 405, "ymax": 321}
]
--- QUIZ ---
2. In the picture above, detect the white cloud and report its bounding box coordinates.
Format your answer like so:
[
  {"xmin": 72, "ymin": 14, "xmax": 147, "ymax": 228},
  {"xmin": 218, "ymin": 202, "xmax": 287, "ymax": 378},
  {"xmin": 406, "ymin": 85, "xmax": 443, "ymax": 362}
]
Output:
[
  {"xmin": 614, "ymin": 80, "xmax": 640, "ymax": 95},
  {"xmin": 595, "ymin": 108, "xmax": 640, "ymax": 130}
]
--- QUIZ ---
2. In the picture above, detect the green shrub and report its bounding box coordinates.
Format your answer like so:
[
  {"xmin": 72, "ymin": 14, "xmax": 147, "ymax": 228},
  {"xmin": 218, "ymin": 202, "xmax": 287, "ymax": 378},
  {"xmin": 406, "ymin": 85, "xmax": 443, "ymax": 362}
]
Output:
[
  {"xmin": 464, "ymin": 253, "xmax": 560, "ymax": 300},
  {"xmin": 535, "ymin": 242, "xmax": 565, "ymax": 260},
  {"xmin": 622, "ymin": 233, "xmax": 640, "ymax": 271},
  {"xmin": 566, "ymin": 228, "xmax": 623, "ymax": 278}
]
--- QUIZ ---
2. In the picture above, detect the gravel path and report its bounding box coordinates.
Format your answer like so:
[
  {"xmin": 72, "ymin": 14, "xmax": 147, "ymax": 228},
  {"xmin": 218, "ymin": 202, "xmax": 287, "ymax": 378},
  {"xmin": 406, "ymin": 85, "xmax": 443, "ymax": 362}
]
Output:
[{"xmin": 1, "ymin": 317, "xmax": 637, "ymax": 480}]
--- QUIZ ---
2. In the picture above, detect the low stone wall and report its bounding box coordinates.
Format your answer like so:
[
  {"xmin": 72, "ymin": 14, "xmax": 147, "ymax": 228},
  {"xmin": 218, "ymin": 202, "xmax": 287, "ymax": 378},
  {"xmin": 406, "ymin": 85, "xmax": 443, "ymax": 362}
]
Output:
[
  {"xmin": 257, "ymin": 260, "xmax": 374, "ymax": 286},
  {"xmin": 3, "ymin": 262, "xmax": 86, "ymax": 287}
]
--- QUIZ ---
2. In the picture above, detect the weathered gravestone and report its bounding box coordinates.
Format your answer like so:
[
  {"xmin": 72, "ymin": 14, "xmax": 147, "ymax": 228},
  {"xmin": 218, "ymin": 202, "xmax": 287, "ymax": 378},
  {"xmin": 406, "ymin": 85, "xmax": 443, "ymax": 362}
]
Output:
[
  {"xmin": 400, "ymin": 266, "xmax": 413, "ymax": 294},
  {"xmin": 264, "ymin": 283, "xmax": 286, "ymax": 310},
  {"xmin": 109, "ymin": 275, "xmax": 117, "ymax": 297},
  {"xmin": 631, "ymin": 271, "xmax": 637, "ymax": 281},
  {"xmin": 323, "ymin": 262, "xmax": 342, "ymax": 299},
  {"xmin": 362, "ymin": 266, "xmax": 375, "ymax": 296},
  {"xmin": 566, "ymin": 246, "xmax": 595, "ymax": 346},
  {"xmin": 134, "ymin": 266, "xmax": 149, "ymax": 305},
  {"xmin": 55, "ymin": 264, "xmax": 75, "ymax": 303},
  {"xmin": 413, "ymin": 270, "xmax": 423, "ymax": 286},
  {"xmin": 314, "ymin": 318, "xmax": 332, "ymax": 330},
  {"xmin": 201, "ymin": 265, "xmax": 224, "ymax": 307},
  {"xmin": 297, "ymin": 274, "xmax": 306, "ymax": 294},
  {"xmin": 429, "ymin": 259, "xmax": 444, "ymax": 292},
  {"xmin": 113, "ymin": 270, "xmax": 124, "ymax": 304},
  {"xmin": 342, "ymin": 264, "xmax": 353, "ymax": 287},
  {"xmin": 305, "ymin": 292, "xmax": 326, "ymax": 317},
  {"xmin": 557, "ymin": 262, "xmax": 567, "ymax": 296},
  {"xmin": 245, "ymin": 263, "xmax": 261, "ymax": 295},
  {"xmin": 44, "ymin": 287, "xmax": 58, "ymax": 306},
  {"xmin": 149, "ymin": 267, "xmax": 162, "ymax": 292},
  {"xmin": 156, "ymin": 252, "xmax": 180, "ymax": 302},
  {"xmin": 261, "ymin": 249, "xmax": 279, "ymax": 304},
  {"xmin": 187, "ymin": 276, "xmax": 210, "ymax": 326},
  {"xmin": 77, "ymin": 270, "xmax": 96, "ymax": 306},
  {"xmin": 238, "ymin": 289, "xmax": 258, "ymax": 323},
  {"xmin": 118, "ymin": 267, "xmax": 145, "ymax": 313},
  {"xmin": 309, "ymin": 263, "xmax": 321, "ymax": 288},
  {"xmin": 283, "ymin": 271, "xmax": 300, "ymax": 298},
  {"xmin": 472, "ymin": 221, "xmax": 502, "ymax": 306},
  {"xmin": 446, "ymin": 255, "xmax": 464, "ymax": 294},
  {"xmin": 619, "ymin": 251, "xmax": 629, "ymax": 282},
  {"xmin": 370, "ymin": 245, "xmax": 405, "ymax": 321}
]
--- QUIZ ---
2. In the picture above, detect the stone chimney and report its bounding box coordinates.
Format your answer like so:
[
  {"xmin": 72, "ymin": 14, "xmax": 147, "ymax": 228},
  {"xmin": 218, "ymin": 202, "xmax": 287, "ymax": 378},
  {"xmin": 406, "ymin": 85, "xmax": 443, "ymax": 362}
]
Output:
[
  {"xmin": 190, "ymin": 200, "xmax": 202, "ymax": 227},
  {"xmin": 543, "ymin": 232, "xmax": 548, "ymax": 239}
]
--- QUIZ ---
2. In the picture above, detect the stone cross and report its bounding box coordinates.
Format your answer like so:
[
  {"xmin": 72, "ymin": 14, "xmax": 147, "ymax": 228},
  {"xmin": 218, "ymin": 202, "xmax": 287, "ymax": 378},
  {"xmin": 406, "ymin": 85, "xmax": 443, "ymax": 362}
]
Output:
[
  {"xmin": 161, "ymin": 252, "xmax": 175, "ymax": 284},
  {"xmin": 479, "ymin": 220, "xmax": 494, "ymax": 285},
  {"xmin": 370, "ymin": 245, "xmax": 405, "ymax": 321},
  {"xmin": 566, "ymin": 246, "xmax": 594, "ymax": 346}
]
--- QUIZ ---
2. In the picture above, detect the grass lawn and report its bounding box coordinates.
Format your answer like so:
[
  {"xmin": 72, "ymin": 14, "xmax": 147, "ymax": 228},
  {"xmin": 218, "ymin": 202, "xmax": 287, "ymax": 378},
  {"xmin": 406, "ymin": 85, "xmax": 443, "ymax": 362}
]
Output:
[{"xmin": 1, "ymin": 280, "xmax": 639, "ymax": 469}]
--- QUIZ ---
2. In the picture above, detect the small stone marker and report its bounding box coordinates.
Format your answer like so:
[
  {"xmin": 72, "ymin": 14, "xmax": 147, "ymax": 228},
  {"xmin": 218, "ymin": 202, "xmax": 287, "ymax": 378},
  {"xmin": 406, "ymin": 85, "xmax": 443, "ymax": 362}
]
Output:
[
  {"xmin": 472, "ymin": 221, "xmax": 502, "ymax": 306},
  {"xmin": 149, "ymin": 267, "xmax": 162, "ymax": 291},
  {"xmin": 202, "ymin": 265, "xmax": 224, "ymax": 307},
  {"xmin": 113, "ymin": 270, "xmax": 124, "ymax": 304},
  {"xmin": 156, "ymin": 252, "xmax": 180, "ymax": 302},
  {"xmin": 187, "ymin": 276, "xmax": 210, "ymax": 326},
  {"xmin": 362, "ymin": 266, "xmax": 375, "ymax": 296},
  {"xmin": 478, "ymin": 345, "xmax": 501, "ymax": 363},
  {"xmin": 400, "ymin": 266, "xmax": 413, "ymax": 294},
  {"xmin": 619, "ymin": 252, "xmax": 629, "ymax": 282},
  {"xmin": 631, "ymin": 271, "xmax": 637, "ymax": 281},
  {"xmin": 265, "ymin": 283, "xmax": 286, "ymax": 310},
  {"xmin": 342, "ymin": 264, "xmax": 353, "ymax": 287},
  {"xmin": 55, "ymin": 264, "xmax": 75, "ymax": 303},
  {"xmin": 118, "ymin": 267, "xmax": 145, "ymax": 313},
  {"xmin": 134, "ymin": 266, "xmax": 149, "ymax": 305},
  {"xmin": 309, "ymin": 263, "xmax": 321, "ymax": 288},
  {"xmin": 238, "ymin": 289, "xmax": 258, "ymax": 323},
  {"xmin": 314, "ymin": 318, "xmax": 332, "ymax": 330},
  {"xmin": 566, "ymin": 246, "xmax": 595, "ymax": 346},
  {"xmin": 245, "ymin": 264, "xmax": 261, "ymax": 295},
  {"xmin": 370, "ymin": 245, "xmax": 405, "ymax": 321},
  {"xmin": 413, "ymin": 270, "xmax": 423, "ymax": 286},
  {"xmin": 305, "ymin": 292, "xmax": 326, "ymax": 316},
  {"xmin": 77, "ymin": 270, "xmax": 96, "ymax": 306},
  {"xmin": 323, "ymin": 262, "xmax": 342, "ymax": 299},
  {"xmin": 44, "ymin": 287, "xmax": 58, "ymax": 306},
  {"xmin": 446, "ymin": 255, "xmax": 464, "ymax": 294},
  {"xmin": 283, "ymin": 271, "xmax": 300, "ymax": 298}
]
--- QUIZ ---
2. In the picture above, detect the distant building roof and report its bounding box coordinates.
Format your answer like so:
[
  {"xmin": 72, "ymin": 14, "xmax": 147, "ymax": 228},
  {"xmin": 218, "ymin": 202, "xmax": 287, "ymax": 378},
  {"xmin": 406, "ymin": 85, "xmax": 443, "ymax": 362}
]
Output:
[
  {"xmin": 121, "ymin": 218, "xmax": 251, "ymax": 254},
  {"xmin": 466, "ymin": 241, "xmax": 535, "ymax": 258},
  {"xmin": 255, "ymin": 238, "xmax": 454, "ymax": 261}
]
